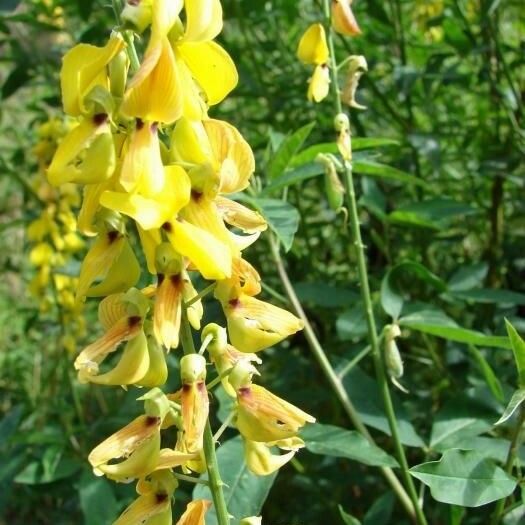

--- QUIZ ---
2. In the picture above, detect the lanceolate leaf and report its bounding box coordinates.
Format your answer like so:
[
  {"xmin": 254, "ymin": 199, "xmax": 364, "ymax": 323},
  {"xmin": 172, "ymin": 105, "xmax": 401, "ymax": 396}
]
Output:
[
  {"xmin": 400, "ymin": 310, "xmax": 511, "ymax": 349},
  {"xmin": 253, "ymin": 198, "xmax": 300, "ymax": 251},
  {"xmin": 495, "ymin": 389, "xmax": 525, "ymax": 426},
  {"xmin": 352, "ymin": 160, "xmax": 428, "ymax": 188},
  {"xmin": 267, "ymin": 122, "xmax": 315, "ymax": 180},
  {"xmin": 410, "ymin": 449, "xmax": 517, "ymax": 507},
  {"xmin": 380, "ymin": 261, "xmax": 447, "ymax": 319},
  {"xmin": 505, "ymin": 320, "xmax": 525, "ymax": 388},
  {"xmin": 193, "ymin": 437, "xmax": 277, "ymax": 525},
  {"xmin": 301, "ymin": 423, "xmax": 399, "ymax": 468}
]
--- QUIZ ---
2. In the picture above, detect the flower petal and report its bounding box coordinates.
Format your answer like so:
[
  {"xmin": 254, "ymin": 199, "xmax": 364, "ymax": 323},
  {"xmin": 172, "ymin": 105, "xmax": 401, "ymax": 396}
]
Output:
[
  {"xmin": 297, "ymin": 23, "xmax": 329, "ymax": 65},
  {"xmin": 183, "ymin": 0, "xmax": 222, "ymax": 41}
]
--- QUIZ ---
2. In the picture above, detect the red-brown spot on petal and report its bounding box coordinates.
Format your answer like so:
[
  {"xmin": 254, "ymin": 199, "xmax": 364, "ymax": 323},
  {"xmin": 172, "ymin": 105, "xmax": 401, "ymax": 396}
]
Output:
[
  {"xmin": 93, "ymin": 113, "xmax": 108, "ymax": 126},
  {"xmin": 136, "ymin": 118, "xmax": 144, "ymax": 130},
  {"xmin": 228, "ymin": 298, "xmax": 241, "ymax": 308},
  {"xmin": 107, "ymin": 231, "xmax": 120, "ymax": 244},
  {"xmin": 191, "ymin": 190, "xmax": 203, "ymax": 202},
  {"xmin": 155, "ymin": 493, "xmax": 168, "ymax": 503},
  {"xmin": 161, "ymin": 222, "xmax": 173, "ymax": 233},
  {"xmin": 145, "ymin": 416, "xmax": 161, "ymax": 427},
  {"xmin": 128, "ymin": 315, "xmax": 142, "ymax": 328}
]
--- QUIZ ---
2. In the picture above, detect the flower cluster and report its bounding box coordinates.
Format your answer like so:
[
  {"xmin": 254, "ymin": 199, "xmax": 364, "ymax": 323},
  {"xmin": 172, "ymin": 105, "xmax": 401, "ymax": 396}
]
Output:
[
  {"xmin": 46, "ymin": 0, "xmax": 315, "ymax": 523},
  {"xmin": 29, "ymin": 118, "xmax": 86, "ymax": 352}
]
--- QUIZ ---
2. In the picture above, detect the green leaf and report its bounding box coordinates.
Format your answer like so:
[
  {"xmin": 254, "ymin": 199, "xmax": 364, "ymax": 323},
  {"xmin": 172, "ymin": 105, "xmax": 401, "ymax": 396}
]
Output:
[
  {"xmin": 78, "ymin": 471, "xmax": 117, "ymax": 525},
  {"xmin": 495, "ymin": 389, "xmax": 525, "ymax": 426},
  {"xmin": 390, "ymin": 199, "xmax": 478, "ymax": 231},
  {"xmin": 447, "ymin": 263, "xmax": 488, "ymax": 292},
  {"xmin": 469, "ymin": 346, "xmax": 504, "ymax": 402},
  {"xmin": 336, "ymin": 303, "xmax": 368, "ymax": 340},
  {"xmin": 193, "ymin": 437, "xmax": 277, "ymax": 525},
  {"xmin": 451, "ymin": 289, "xmax": 525, "ymax": 306},
  {"xmin": 505, "ymin": 320, "xmax": 525, "ymax": 387},
  {"xmin": 399, "ymin": 310, "xmax": 511, "ymax": 349},
  {"xmin": 342, "ymin": 367, "xmax": 425, "ymax": 447},
  {"xmin": 294, "ymin": 282, "xmax": 359, "ymax": 308},
  {"xmin": 410, "ymin": 449, "xmax": 517, "ymax": 507},
  {"xmin": 301, "ymin": 423, "xmax": 399, "ymax": 467},
  {"xmin": 261, "ymin": 162, "xmax": 324, "ymax": 195},
  {"xmin": 363, "ymin": 492, "xmax": 394, "ymax": 525},
  {"xmin": 381, "ymin": 261, "xmax": 447, "ymax": 319},
  {"xmin": 267, "ymin": 122, "xmax": 315, "ymax": 180},
  {"xmin": 14, "ymin": 456, "xmax": 80, "ymax": 484},
  {"xmin": 0, "ymin": 405, "xmax": 22, "ymax": 445},
  {"xmin": 252, "ymin": 197, "xmax": 300, "ymax": 251},
  {"xmin": 430, "ymin": 400, "xmax": 493, "ymax": 449},
  {"xmin": 290, "ymin": 143, "xmax": 339, "ymax": 167},
  {"xmin": 352, "ymin": 160, "xmax": 428, "ymax": 188},
  {"xmin": 338, "ymin": 505, "xmax": 361, "ymax": 525},
  {"xmin": 1, "ymin": 64, "xmax": 32, "ymax": 99},
  {"xmin": 290, "ymin": 138, "xmax": 398, "ymax": 167}
]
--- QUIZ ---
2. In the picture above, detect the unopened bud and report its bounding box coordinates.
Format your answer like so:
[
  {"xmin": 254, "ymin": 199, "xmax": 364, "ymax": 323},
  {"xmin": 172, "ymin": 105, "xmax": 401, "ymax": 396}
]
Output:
[
  {"xmin": 109, "ymin": 49, "xmax": 130, "ymax": 98},
  {"xmin": 201, "ymin": 323, "xmax": 228, "ymax": 352},
  {"xmin": 155, "ymin": 242, "xmax": 183, "ymax": 275},
  {"xmin": 332, "ymin": 0, "xmax": 361, "ymax": 37},
  {"xmin": 385, "ymin": 324, "xmax": 405, "ymax": 386},
  {"xmin": 240, "ymin": 518, "xmax": 262, "ymax": 525},
  {"xmin": 317, "ymin": 154, "xmax": 345, "ymax": 211},
  {"xmin": 121, "ymin": 0, "xmax": 153, "ymax": 34},
  {"xmin": 139, "ymin": 387, "xmax": 170, "ymax": 419},
  {"xmin": 229, "ymin": 361, "xmax": 259, "ymax": 392},
  {"xmin": 180, "ymin": 354, "xmax": 207, "ymax": 383}
]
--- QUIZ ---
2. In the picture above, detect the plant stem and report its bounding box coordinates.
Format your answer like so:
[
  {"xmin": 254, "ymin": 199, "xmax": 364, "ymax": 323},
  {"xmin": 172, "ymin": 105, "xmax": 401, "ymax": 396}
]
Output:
[
  {"xmin": 490, "ymin": 406, "xmax": 525, "ymax": 525},
  {"xmin": 111, "ymin": 0, "xmax": 141, "ymax": 71},
  {"xmin": 269, "ymin": 236, "xmax": 415, "ymax": 520},
  {"xmin": 320, "ymin": 3, "xmax": 427, "ymax": 524},
  {"xmin": 180, "ymin": 307, "xmax": 230, "ymax": 525}
]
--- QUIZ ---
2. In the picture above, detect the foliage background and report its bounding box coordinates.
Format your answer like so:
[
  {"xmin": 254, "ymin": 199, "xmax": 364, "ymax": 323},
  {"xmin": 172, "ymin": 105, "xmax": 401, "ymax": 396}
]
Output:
[{"xmin": 0, "ymin": 0, "xmax": 524, "ymax": 524}]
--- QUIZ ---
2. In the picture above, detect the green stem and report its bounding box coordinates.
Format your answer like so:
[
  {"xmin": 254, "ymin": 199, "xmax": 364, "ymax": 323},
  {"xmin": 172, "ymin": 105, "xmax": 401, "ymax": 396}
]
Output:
[
  {"xmin": 490, "ymin": 407, "xmax": 525, "ymax": 525},
  {"xmin": 111, "ymin": 0, "xmax": 141, "ymax": 71},
  {"xmin": 180, "ymin": 307, "xmax": 230, "ymax": 525},
  {"xmin": 320, "ymin": 3, "xmax": 427, "ymax": 524},
  {"xmin": 269, "ymin": 236, "xmax": 415, "ymax": 520},
  {"xmin": 185, "ymin": 283, "xmax": 217, "ymax": 308}
]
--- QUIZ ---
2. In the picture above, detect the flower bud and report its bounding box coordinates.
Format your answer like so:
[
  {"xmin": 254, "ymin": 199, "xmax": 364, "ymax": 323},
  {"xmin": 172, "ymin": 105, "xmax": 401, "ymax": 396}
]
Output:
[
  {"xmin": 180, "ymin": 354, "xmax": 207, "ymax": 383},
  {"xmin": 228, "ymin": 360, "xmax": 259, "ymax": 391},
  {"xmin": 121, "ymin": 0, "xmax": 153, "ymax": 34},
  {"xmin": 317, "ymin": 153, "xmax": 345, "ymax": 212},
  {"xmin": 109, "ymin": 49, "xmax": 130, "ymax": 99},
  {"xmin": 240, "ymin": 517, "xmax": 262, "ymax": 525},
  {"xmin": 332, "ymin": 0, "xmax": 361, "ymax": 37},
  {"xmin": 201, "ymin": 322, "xmax": 228, "ymax": 352}
]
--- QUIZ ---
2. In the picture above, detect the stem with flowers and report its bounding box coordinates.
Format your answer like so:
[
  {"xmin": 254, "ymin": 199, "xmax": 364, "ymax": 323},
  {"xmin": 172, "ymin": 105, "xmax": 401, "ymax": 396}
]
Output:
[
  {"xmin": 179, "ymin": 308, "xmax": 230, "ymax": 525},
  {"xmin": 295, "ymin": 0, "xmax": 429, "ymax": 523}
]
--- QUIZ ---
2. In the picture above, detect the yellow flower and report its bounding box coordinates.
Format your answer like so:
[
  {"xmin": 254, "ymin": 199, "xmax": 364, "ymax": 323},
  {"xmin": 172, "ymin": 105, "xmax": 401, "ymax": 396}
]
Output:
[
  {"xmin": 202, "ymin": 323, "xmax": 261, "ymax": 397},
  {"xmin": 114, "ymin": 470, "xmax": 177, "ymax": 525},
  {"xmin": 236, "ymin": 384, "xmax": 315, "ymax": 442},
  {"xmin": 76, "ymin": 230, "xmax": 140, "ymax": 300},
  {"xmin": 60, "ymin": 33, "xmax": 124, "ymax": 117},
  {"xmin": 244, "ymin": 436, "xmax": 305, "ymax": 476},
  {"xmin": 121, "ymin": 0, "xmax": 237, "ymax": 123},
  {"xmin": 308, "ymin": 64, "xmax": 331, "ymax": 103},
  {"xmin": 297, "ymin": 23, "xmax": 331, "ymax": 103},
  {"xmin": 88, "ymin": 389, "xmax": 172, "ymax": 482},
  {"xmin": 47, "ymin": 114, "xmax": 116, "ymax": 186},
  {"xmin": 179, "ymin": 354, "xmax": 209, "ymax": 453},
  {"xmin": 297, "ymin": 23, "xmax": 329, "ymax": 65},
  {"xmin": 153, "ymin": 243, "xmax": 202, "ymax": 349},
  {"xmin": 175, "ymin": 500, "xmax": 212, "ymax": 525},
  {"xmin": 74, "ymin": 289, "xmax": 156, "ymax": 387},
  {"xmin": 215, "ymin": 260, "xmax": 303, "ymax": 353},
  {"xmin": 171, "ymin": 118, "xmax": 264, "ymax": 255}
]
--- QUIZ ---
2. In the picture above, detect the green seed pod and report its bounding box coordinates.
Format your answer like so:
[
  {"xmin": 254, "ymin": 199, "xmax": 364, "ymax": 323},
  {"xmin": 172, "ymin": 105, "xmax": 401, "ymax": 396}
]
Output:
[
  {"xmin": 317, "ymin": 153, "xmax": 345, "ymax": 212},
  {"xmin": 384, "ymin": 323, "xmax": 403, "ymax": 379},
  {"xmin": 109, "ymin": 49, "xmax": 130, "ymax": 99}
]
